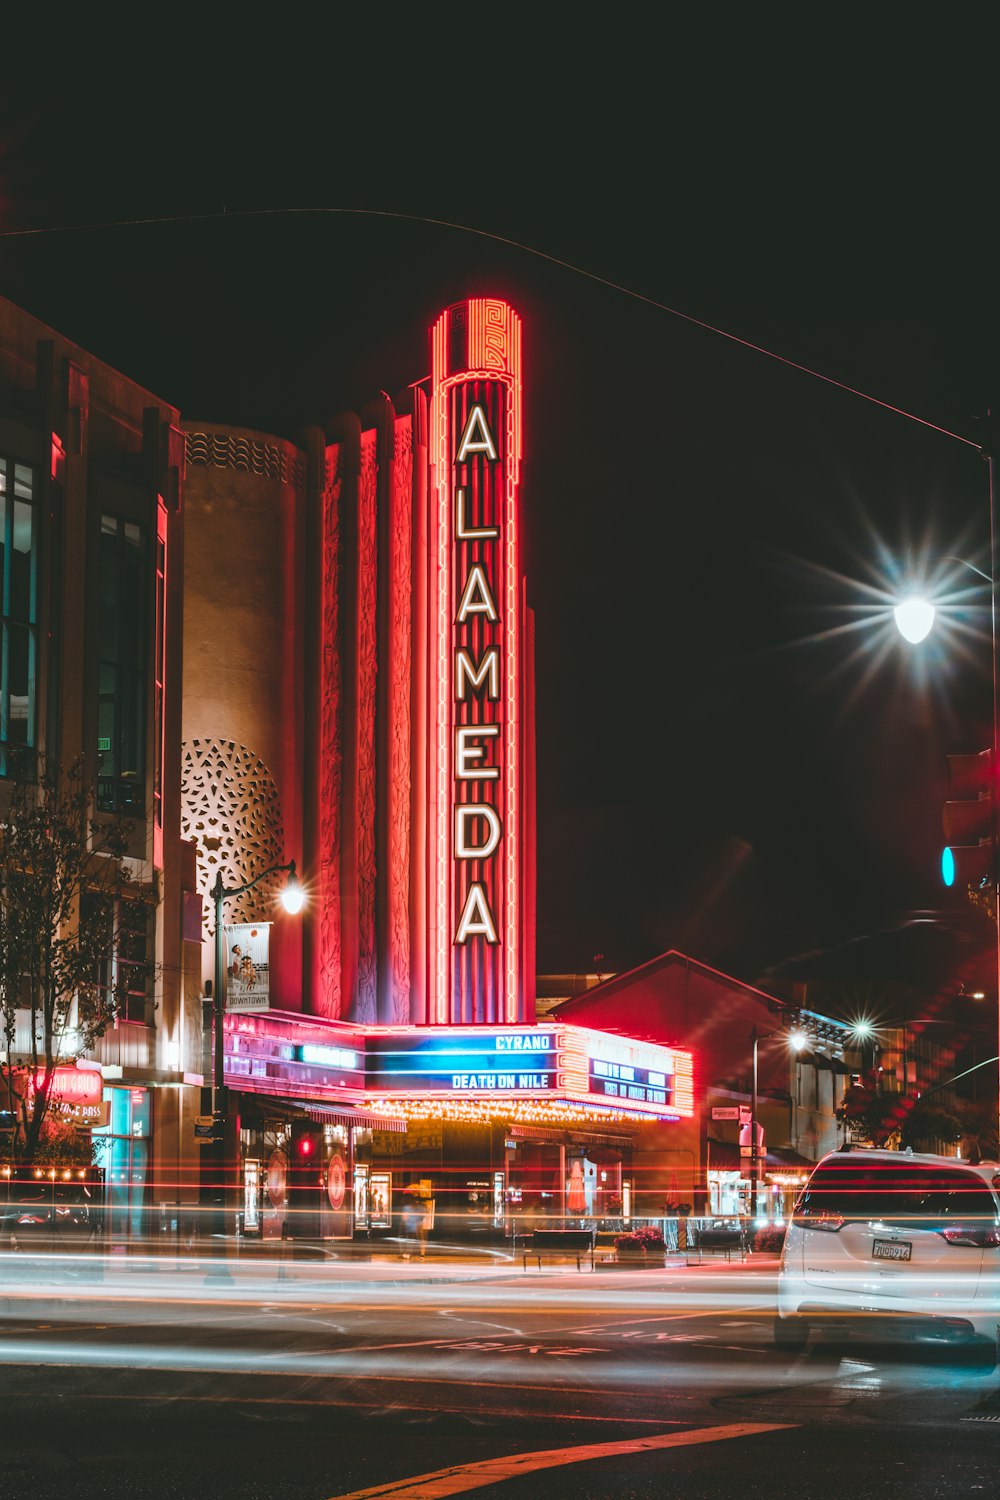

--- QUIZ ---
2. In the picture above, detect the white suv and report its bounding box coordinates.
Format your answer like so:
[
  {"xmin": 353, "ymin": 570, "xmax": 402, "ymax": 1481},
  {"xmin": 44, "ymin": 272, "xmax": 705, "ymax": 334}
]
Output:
[{"xmin": 776, "ymin": 1147, "xmax": 1000, "ymax": 1359}]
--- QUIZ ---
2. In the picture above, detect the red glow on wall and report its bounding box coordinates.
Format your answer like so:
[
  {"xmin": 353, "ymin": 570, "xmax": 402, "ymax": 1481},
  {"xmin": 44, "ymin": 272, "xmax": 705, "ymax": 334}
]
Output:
[{"xmin": 429, "ymin": 300, "xmax": 525, "ymax": 1026}]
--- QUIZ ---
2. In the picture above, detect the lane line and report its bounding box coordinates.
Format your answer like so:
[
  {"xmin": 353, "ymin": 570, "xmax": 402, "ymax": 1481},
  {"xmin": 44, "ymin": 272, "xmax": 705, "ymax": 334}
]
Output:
[{"xmin": 324, "ymin": 1422, "xmax": 796, "ymax": 1499}]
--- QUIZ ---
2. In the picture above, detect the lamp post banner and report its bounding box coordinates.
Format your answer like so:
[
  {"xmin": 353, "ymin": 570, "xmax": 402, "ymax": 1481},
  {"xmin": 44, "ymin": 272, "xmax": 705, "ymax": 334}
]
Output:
[{"xmin": 224, "ymin": 922, "xmax": 271, "ymax": 1011}]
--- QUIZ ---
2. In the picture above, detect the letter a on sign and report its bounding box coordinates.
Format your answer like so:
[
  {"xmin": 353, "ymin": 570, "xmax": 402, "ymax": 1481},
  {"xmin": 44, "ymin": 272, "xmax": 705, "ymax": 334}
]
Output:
[
  {"xmin": 456, "ymin": 564, "xmax": 498, "ymax": 622},
  {"xmin": 455, "ymin": 405, "xmax": 498, "ymax": 463},
  {"xmin": 455, "ymin": 882, "xmax": 499, "ymax": 944}
]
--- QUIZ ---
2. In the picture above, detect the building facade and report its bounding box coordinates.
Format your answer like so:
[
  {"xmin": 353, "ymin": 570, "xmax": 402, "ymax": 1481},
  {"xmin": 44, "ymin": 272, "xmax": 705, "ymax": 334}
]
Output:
[
  {"xmin": 179, "ymin": 299, "xmax": 697, "ymax": 1237},
  {"xmin": 551, "ymin": 951, "xmax": 855, "ymax": 1220},
  {"xmin": 0, "ymin": 294, "xmax": 201, "ymax": 1233}
]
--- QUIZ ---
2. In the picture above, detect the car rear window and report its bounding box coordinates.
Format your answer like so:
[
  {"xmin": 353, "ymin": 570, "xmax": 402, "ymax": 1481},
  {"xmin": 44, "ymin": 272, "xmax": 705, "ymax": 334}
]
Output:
[{"xmin": 793, "ymin": 1160, "xmax": 998, "ymax": 1227}]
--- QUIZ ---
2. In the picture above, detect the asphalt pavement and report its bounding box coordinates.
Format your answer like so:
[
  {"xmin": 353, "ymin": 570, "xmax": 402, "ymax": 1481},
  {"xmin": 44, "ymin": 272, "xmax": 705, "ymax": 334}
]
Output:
[{"xmin": 1, "ymin": 1248, "xmax": 997, "ymax": 1498}]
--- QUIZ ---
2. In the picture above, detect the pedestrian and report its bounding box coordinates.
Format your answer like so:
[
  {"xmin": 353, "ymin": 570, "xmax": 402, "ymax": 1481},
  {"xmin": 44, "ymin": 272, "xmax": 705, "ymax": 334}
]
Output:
[{"xmin": 400, "ymin": 1194, "xmax": 422, "ymax": 1258}]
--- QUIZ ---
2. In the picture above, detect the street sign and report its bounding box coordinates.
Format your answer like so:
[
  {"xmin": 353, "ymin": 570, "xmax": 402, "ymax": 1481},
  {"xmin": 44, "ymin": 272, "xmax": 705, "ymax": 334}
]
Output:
[{"xmin": 711, "ymin": 1107, "xmax": 741, "ymax": 1120}]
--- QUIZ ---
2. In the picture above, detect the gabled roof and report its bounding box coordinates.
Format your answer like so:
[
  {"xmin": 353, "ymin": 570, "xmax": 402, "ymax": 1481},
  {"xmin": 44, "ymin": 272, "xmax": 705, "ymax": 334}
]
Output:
[{"xmin": 549, "ymin": 948, "xmax": 788, "ymax": 1015}]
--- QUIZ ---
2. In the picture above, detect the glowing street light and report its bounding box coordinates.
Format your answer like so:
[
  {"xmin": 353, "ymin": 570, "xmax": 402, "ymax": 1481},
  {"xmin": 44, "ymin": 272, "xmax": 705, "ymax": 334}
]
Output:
[
  {"xmin": 750, "ymin": 1024, "xmax": 813, "ymax": 1219},
  {"xmin": 893, "ymin": 596, "xmax": 936, "ymax": 644}
]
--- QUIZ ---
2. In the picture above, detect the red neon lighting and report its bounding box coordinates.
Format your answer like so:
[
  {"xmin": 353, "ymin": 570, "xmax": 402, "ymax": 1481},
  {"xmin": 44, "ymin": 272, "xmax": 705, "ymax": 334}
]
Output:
[
  {"xmin": 35, "ymin": 1068, "xmax": 103, "ymax": 1104},
  {"xmin": 429, "ymin": 299, "xmax": 524, "ymax": 1026}
]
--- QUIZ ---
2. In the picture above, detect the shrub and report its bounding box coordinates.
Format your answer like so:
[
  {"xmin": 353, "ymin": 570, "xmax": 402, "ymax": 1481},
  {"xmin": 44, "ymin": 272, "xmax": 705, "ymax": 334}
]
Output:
[
  {"xmin": 615, "ymin": 1226, "xmax": 665, "ymax": 1253},
  {"xmin": 752, "ymin": 1223, "xmax": 786, "ymax": 1254},
  {"xmin": 634, "ymin": 1225, "xmax": 665, "ymax": 1248}
]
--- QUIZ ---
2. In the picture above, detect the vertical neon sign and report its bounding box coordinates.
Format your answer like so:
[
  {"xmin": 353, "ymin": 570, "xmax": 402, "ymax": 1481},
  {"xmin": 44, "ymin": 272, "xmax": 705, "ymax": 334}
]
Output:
[{"xmin": 430, "ymin": 300, "xmax": 524, "ymax": 1025}]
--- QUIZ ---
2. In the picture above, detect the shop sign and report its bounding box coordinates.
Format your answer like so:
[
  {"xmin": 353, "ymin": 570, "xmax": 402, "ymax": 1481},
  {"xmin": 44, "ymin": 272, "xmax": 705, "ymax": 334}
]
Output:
[
  {"xmin": 589, "ymin": 1056, "xmax": 669, "ymax": 1107},
  {"xmin": 354, "ymin": 1164, "xmax": 370, "ymax": 1229},
  {"xmin": 430, "ymin": 299, "xmax": 525, "ymax": 1025},
  {"xmin": 299, "ymin": 1044, "xmax": 359, "ymax": 1070},
  {"xmin": 195, "ymin": 1115, "xmax": 221, "ymax": 1142},
  {"xmin": 54, "ymin": 1099, "xmax": 110, "ymax": 1129},
  {"xmin": 224, "ymin": 922, "xmax": 271, "ymax": 1011},
  {"xmin": 586, "ymin": 1034, "xmax": 684, "ymax": 1109},
  {"xmin": 37, "ymin": 1067, "xmax": 103, "ymax": 1105},
  {"xmin": 243, "ymin": 1158, "xmax": 260, "ymax": 1233},
  {"xmin": 367, "ymin": 1028, "xmax": 557, "ymax": 1093},
  {"xmin": 365, "ymin": 1024, "xmax": 694, "ymax": 1117},
  {"xmin": 370, "ymin": 1171, "xmax": 392, "ymax": 1230}
]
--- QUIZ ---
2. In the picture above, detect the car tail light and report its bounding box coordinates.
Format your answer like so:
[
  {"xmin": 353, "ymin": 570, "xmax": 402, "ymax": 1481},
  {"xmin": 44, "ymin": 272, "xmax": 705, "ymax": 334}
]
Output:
[{"xmin": 939, "ymin": 1225, "xmax": 1000, "ymax": 1248}]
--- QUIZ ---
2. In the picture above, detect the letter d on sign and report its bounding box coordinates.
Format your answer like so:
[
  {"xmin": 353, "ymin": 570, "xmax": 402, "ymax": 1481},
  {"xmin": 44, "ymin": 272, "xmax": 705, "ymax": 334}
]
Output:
[{"xmin": 455, "ymin": 804, "xmax": 502, "ymax": 860}]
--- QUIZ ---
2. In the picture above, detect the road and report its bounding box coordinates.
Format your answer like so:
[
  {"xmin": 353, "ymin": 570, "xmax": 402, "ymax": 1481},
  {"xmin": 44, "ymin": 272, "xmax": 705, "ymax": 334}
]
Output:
[{"xmin": 0, "ymin": 1248, "xmax": 998, "ymax": 1498}]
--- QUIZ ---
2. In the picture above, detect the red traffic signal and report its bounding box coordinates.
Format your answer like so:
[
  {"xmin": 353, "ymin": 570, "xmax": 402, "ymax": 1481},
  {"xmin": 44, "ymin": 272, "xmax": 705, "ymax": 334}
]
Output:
[{"xmin": 942, "ymin": 749, "xmax": 995, "ymax": 888}]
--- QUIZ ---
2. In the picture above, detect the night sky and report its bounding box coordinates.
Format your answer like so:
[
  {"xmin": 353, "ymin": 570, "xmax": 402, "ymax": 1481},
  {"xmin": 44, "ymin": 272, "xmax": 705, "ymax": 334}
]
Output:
[{"xmin": 2, "ymin": 30, "xmax": 997, "ymax": 1020}]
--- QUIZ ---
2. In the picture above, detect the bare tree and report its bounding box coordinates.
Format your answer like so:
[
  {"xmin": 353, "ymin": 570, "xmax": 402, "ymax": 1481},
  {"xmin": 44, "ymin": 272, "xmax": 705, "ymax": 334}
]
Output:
[{"xmin": 0, "ymin": 758, "xmax": 146, "ymax": 1163}]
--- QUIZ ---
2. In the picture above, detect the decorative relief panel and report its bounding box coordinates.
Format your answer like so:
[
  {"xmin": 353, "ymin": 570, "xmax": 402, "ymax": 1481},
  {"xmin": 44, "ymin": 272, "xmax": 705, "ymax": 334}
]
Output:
[
  {"xmin": 186, "ymin": 431, "xmax": 307, "ymax": 489},
  {"xmin": 354, "ymin": 430, "xmax": 379, "ymax": 1023},
  {"xmin": 180, "ymin": 739, "xmax": 285, "ymax": 929},
  {"xmin": 319, "ymin": 447, "xmax": 343, "ymax": 1016},
  {"xmin": 388, "ymin": 418, "xmax": 413, "ymax": 1021}
]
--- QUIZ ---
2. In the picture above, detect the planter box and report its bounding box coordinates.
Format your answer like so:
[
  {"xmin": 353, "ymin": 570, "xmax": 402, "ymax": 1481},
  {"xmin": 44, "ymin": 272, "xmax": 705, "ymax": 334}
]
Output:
[{"xmin": 614, "ymin": 1250, "xmax": 666, "ymax": 1268}]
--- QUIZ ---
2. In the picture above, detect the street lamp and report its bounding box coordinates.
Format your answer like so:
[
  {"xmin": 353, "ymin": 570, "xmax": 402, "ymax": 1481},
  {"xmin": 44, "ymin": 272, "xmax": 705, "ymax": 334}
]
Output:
[
  {"xmin": 209, "ymin": 859, "xmax": 304, "ymax": 1233},
  {"xmin": 892, "ymin": 548, "xmax": 1000, "ymax": 1151},
  {"xmin": 750, "ymin": 1024, "xmax": 807, "ymax": 1220}
]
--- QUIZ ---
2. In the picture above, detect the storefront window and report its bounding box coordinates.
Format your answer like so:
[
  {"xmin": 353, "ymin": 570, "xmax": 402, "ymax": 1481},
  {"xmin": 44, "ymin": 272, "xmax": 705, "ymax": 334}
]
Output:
[{"xmin": 92, "ymin": 1086, "xmax": 149, "ymax": 1238}]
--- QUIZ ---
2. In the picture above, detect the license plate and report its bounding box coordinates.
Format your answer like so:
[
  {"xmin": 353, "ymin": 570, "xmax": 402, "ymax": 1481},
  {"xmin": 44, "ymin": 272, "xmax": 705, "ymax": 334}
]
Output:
[{"xmin": 872, "ymin": 1238, "xmax": 912, "ymax": 1262}]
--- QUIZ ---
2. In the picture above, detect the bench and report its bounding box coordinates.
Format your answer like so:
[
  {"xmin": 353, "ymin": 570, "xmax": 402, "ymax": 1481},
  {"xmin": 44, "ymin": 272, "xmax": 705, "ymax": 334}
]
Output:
[
  {"xmin": 688, "ymin": 1226, "xmax": 745, "ymax": 1262},
  {"xmin": 521, "ymin": 1229, "xmax": 596, "ymax": 1271}
]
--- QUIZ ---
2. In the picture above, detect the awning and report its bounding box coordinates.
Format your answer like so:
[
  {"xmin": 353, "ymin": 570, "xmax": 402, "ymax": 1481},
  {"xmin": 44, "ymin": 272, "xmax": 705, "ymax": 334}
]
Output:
[
  {"xmin": 706, "ymin": 1138, "xmax": 816, "ymax": 1173},
  {"xmin": 766, "ymin": 1145, "xmax": 815, "ymax": 1169},
  {"xmin": 798, "ymin": 1051, "xmax": 851, "ymax": 1074},
  {"xmin": 305, "ymin": 1105, "xmax": 405, "ymax": 1133}
]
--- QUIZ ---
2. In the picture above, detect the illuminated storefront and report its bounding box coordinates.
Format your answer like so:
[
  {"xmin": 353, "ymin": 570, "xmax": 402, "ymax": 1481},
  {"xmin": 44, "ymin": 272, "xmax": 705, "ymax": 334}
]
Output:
[{"xmin": 221, "ymin": 1015, "xmax": 695, "ymax": 1235}]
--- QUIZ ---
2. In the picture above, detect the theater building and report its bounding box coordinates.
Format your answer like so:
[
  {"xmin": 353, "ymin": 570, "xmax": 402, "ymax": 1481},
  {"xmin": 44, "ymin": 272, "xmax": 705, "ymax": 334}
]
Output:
[{"xmin": 181, "ymin": 298, "xmax": 699, "ymax": 1236}]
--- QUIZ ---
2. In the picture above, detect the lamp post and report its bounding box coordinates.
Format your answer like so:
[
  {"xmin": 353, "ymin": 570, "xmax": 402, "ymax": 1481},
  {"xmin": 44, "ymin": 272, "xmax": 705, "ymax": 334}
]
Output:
[
  {"xmin": 750, "ymin": 1024, "xmax": 807, "ymax": 1220},
  {"xmin": 892, "ymin": 431, "xmax": 1000, "ymax": 1151},
  {"xmin": 209, "ymin": 859, "xmax": 304, "ymax": 1234}
]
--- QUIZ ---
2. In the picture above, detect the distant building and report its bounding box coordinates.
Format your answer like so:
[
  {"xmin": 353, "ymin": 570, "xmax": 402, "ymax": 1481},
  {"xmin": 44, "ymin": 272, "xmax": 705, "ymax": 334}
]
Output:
[{"xmin": 550, "ymin": 950, "xmax": 854, "ymax": 1218}]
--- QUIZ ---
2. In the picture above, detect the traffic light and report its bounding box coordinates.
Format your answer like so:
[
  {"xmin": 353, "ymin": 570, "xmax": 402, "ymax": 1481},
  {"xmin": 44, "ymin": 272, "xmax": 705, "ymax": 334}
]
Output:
[
  {"xmin": 288, "ymin": 1120, "xmax": 324, "ymax": 1239},
  {"xmin": 942, "ymin": 749, "xmax": 995, "ymax": 888}
]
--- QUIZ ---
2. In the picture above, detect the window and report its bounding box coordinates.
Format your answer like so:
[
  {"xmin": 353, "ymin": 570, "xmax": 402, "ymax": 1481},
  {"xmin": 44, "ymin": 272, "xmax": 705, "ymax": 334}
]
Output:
[
  {"xmin": 97, "ymin": 514, "xmax": 147, "ymax": 814},
  {"xmin": 794, "ymin": 1161, "xmax": 997, "ymax": 1228},
  {"xmin": 0, "ymin": 458, "xmax": 37, "ymax": 772},
  {"xmin": 83, "ymin": 891, "xmax": 152, "ymax": 1025}
]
